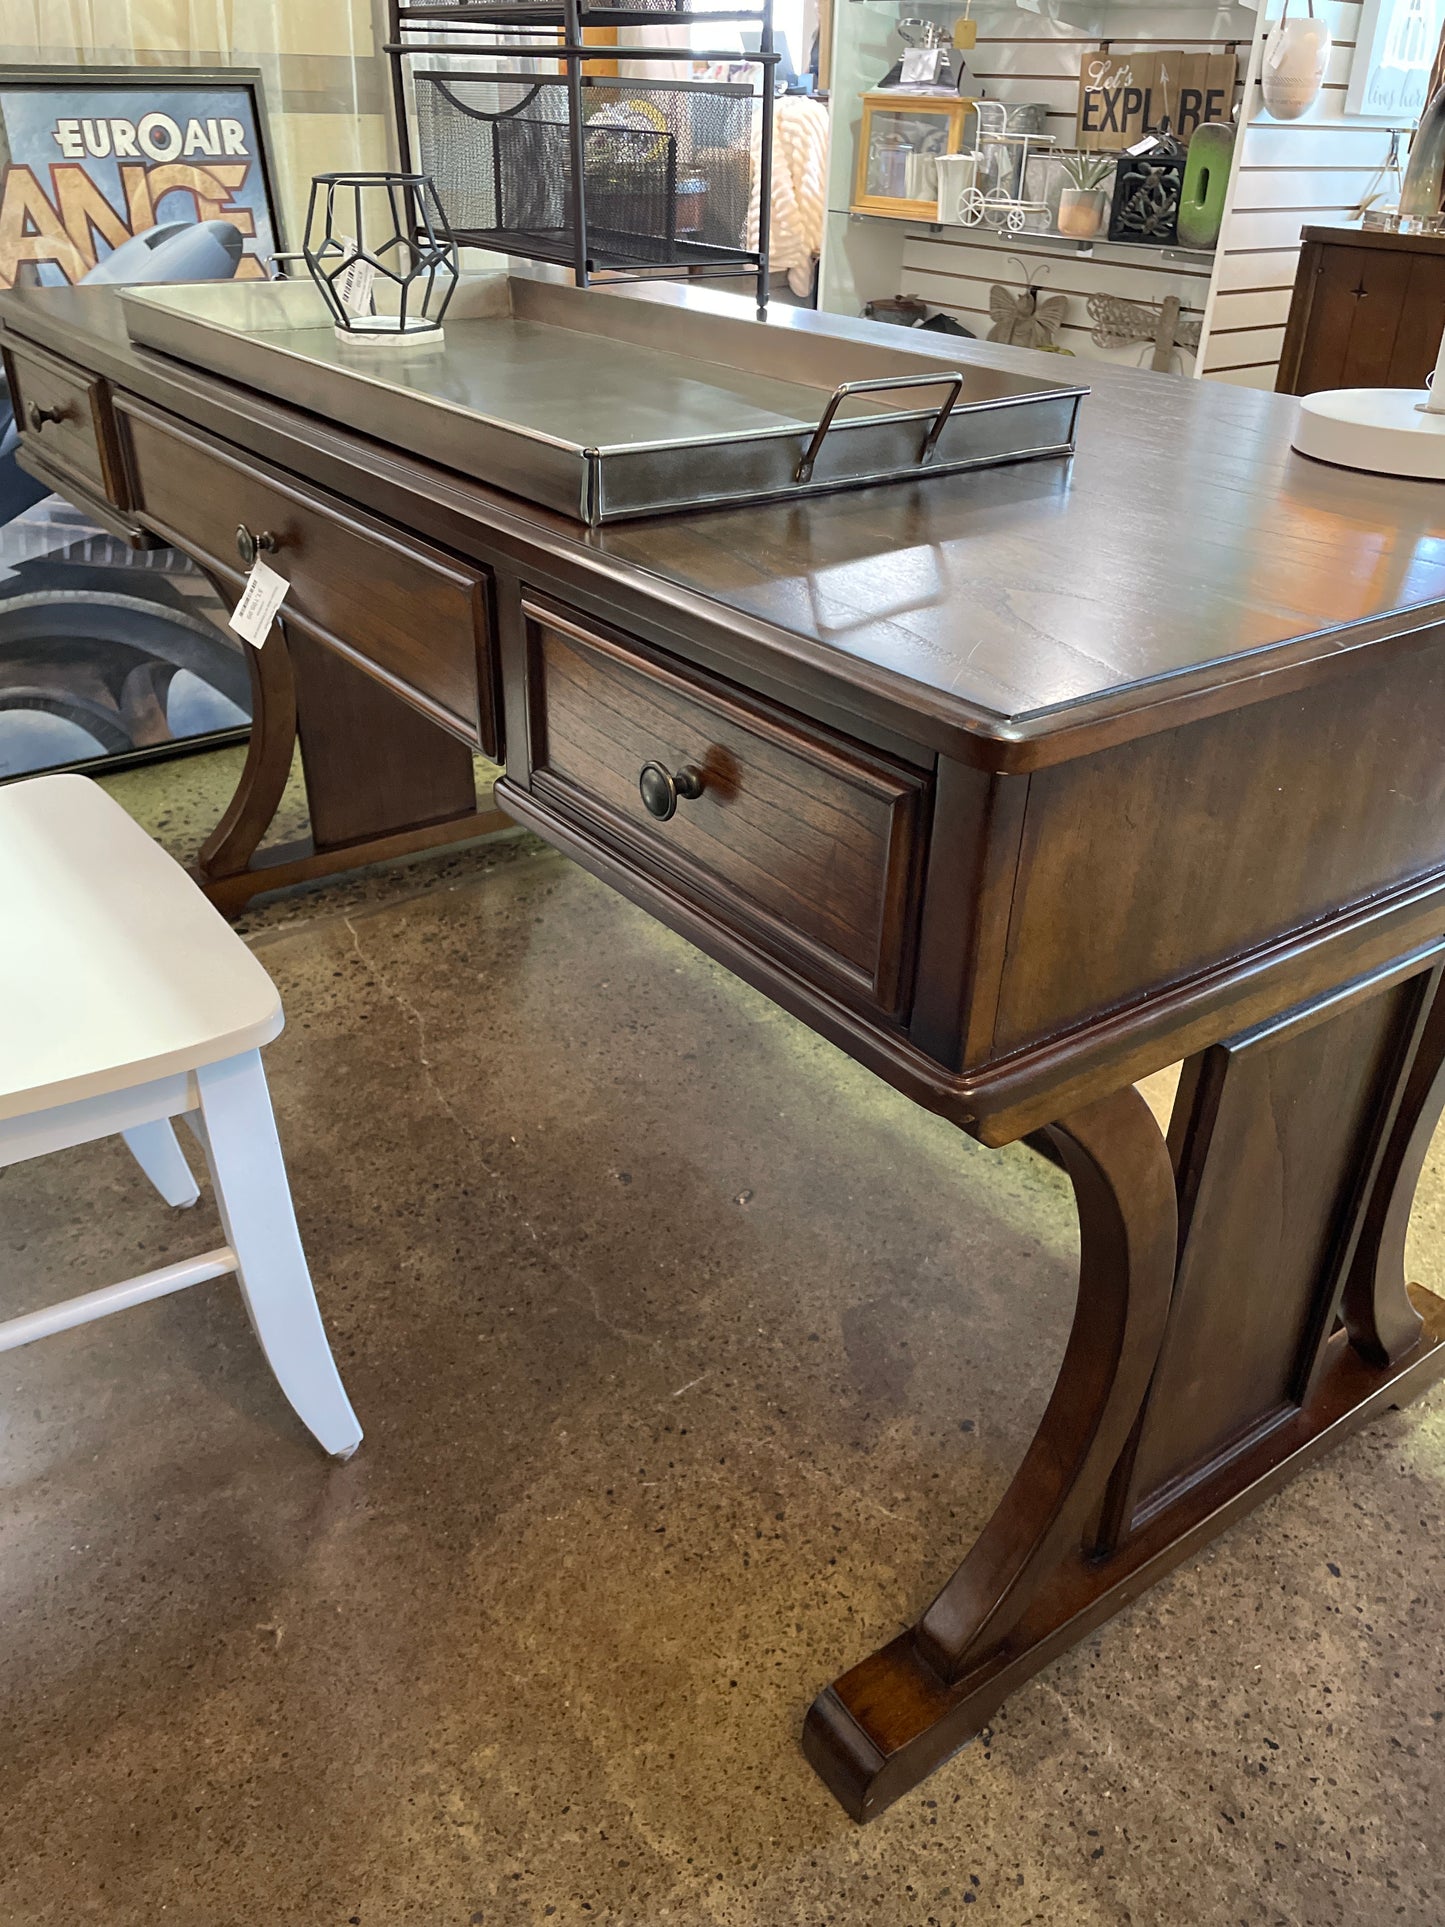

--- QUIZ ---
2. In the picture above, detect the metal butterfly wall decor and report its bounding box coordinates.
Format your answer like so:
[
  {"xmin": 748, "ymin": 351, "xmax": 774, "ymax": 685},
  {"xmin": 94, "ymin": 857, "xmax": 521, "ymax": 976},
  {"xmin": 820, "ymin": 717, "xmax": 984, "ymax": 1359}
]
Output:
[{"xmin": 987, "ymin": 261, "xmax": 1069, "ymax": 350}]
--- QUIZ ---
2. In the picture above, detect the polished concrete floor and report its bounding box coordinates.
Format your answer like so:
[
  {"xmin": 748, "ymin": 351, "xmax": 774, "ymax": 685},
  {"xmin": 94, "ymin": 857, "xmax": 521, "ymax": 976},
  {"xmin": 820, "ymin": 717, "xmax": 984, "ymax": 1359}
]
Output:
[{"xmin": 3, "ymin": 750, "xmax": 1445, "ymax": 1926}]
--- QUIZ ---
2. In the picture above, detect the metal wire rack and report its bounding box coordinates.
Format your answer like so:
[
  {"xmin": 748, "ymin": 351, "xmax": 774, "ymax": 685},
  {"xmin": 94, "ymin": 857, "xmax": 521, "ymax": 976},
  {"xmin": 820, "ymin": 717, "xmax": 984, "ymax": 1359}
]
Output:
[
  {"xmin": 395, "ymin": 0, "xmax": 765, "ymax": 22},
  {"xmin": 387, "ymin": 0, "xmax": 776, "ymax": 308}
]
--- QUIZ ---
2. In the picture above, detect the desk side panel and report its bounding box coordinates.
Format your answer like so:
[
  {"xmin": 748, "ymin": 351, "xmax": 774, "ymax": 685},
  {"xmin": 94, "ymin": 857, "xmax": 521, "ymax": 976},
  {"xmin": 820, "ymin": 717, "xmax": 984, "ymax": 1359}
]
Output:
[{"xmin": 993, "ymin": 628, "xmax": 1445, "ymax": 1058}]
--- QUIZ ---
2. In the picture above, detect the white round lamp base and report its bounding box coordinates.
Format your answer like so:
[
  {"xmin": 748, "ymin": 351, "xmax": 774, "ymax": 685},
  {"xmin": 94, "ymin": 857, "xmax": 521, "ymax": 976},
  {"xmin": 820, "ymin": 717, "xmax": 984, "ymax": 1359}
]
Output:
[{"xmin": 1292, "ymin": 388, "xmax": 1445, "ymax": 481}]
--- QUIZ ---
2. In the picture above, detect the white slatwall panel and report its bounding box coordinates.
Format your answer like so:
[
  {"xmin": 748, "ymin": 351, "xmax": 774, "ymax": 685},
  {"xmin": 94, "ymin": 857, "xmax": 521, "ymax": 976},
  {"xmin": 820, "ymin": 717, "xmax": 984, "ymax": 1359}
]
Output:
[
  {"xmin": 1206, "ymin": 363, "xmax": 1279, "ymax": 387},
  {"xmin": 1215, "ymin": 245, "xmax": 1307, "ymax": 290},
  {"xmin": 1200, "ymin": 0, "xmax": 1399, "ymax": 383},
  {"xmin": 1244, "ymin": 120, "xmax": 1390, "ymax": 166},
  {"xmin": 1230, "ymin": 167, "xmax": 1382, "ymax": 208},
  {"xmin": 1204, "ymin": 320, "xmax": 1289, "ymax": 360},
  {"xmin": 885, "ymin": 3, "xmax": 1256, "ymax": 373},
  {"xmin": 1206, "ymin": 283, "xmax": 1295, "ymax": 328}
]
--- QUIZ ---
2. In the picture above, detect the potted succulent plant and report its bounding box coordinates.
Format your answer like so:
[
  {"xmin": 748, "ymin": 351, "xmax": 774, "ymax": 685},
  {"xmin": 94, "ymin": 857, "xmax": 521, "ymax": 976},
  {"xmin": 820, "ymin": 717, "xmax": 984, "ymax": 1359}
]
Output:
[{"xmin": 1057, "ymin": 152, "xmax": 1114, "ymax": 238}]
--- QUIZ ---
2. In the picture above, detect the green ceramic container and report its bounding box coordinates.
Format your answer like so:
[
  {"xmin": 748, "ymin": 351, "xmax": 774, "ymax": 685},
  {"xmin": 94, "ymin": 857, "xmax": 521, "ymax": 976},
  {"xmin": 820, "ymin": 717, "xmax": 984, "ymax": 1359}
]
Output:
[{"xmin": 1177, "ymin": 121, "xmax": 1234, "ymax": 252}]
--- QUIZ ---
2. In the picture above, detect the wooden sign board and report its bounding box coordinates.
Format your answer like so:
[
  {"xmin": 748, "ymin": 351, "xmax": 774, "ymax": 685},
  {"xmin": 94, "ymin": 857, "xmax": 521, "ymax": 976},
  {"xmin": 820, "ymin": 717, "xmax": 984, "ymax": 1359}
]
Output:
[{"xmin": 1077, "ymin": 48, "xmax": 1237, "ymax": 150}]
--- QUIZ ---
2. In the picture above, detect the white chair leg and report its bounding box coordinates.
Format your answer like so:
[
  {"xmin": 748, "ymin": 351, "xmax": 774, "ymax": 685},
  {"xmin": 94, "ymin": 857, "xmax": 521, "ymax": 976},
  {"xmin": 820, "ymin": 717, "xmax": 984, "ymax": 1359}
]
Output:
[
  {"xmin": 193, "ymin": 1050, "xmax": 362, "ymax": 1459},
  {"xmin": 122, "ymin": 1119, "xmax": 201, "ymax": 1208}
]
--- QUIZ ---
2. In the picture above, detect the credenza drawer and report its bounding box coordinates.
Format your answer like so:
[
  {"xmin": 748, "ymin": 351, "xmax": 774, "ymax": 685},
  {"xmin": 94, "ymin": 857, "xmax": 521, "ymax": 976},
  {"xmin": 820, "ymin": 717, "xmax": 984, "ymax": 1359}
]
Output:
[
  {"xmin": 520, "ymin": 596, "xmax": 929, "ymax": 1019},
  {"xmin": 116, "ymin": 398, "xmax": 499, "ymax": 756},
  {"xmin": 4, "ymin": 338, "xmax": 127, "ymax": 506}
]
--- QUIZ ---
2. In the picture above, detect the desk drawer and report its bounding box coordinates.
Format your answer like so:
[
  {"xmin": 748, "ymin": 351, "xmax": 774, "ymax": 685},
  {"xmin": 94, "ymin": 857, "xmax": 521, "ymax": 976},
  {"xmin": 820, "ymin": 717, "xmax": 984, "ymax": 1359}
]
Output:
[
  {"xmin": 520, "ymin": 597, "xmax": 928, "ymax": 1018},
  {"xmin": 4, "ymin": 338, "xmax": 126, "ymax": 505},
  {"xmin": 116, "ymin": 398, "xmax": 499, "ymax": 755}
]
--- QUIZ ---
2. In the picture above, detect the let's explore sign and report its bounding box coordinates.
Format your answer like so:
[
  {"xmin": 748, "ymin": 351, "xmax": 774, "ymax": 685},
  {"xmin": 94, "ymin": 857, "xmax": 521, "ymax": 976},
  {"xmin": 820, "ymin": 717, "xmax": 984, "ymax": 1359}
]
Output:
[{"xmin": 1076, "ymin": 49, "xmax": 1238, "ymax": 151}]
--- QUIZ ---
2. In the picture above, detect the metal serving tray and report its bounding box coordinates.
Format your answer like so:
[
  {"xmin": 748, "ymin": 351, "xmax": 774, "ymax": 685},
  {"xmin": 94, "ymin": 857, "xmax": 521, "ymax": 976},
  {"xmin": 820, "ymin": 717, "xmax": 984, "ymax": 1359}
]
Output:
[{"xmin": 121, "ymin": 275, "xmax": 1086, "ymax": 526}]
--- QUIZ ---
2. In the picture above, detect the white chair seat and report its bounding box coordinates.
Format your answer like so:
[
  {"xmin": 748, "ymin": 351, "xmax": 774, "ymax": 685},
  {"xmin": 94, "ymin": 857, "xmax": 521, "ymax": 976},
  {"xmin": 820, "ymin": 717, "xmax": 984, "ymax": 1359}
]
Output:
[
  {"xmin": 0, "ymin": 773, "xmax": 281, "ymax": 1122},
  {"xmin": 0, "ymin": 774, "xmax": 361, "ymax": 1458}
]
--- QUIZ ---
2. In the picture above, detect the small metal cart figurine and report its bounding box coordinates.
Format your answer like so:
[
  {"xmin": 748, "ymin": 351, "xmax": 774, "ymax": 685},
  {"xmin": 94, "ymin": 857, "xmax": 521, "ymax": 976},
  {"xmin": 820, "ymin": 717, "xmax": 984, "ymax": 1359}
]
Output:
[{"xmin": 936, "ymin": 100, "xmax": 1055, "ymax": 234}]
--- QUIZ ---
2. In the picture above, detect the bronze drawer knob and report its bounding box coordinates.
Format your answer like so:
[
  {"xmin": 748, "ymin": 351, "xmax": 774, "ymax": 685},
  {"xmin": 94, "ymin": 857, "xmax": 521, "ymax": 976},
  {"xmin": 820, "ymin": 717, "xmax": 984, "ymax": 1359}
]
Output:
[
  {"xmin": 235, "ymin": 523, "xmax": 279, "ymax": 568},
  {"xmin": 26, "ymin": 401, "xmax": 67, "ymax": 431},
  {"xmin": 638, "ymin": 761, "xmax": 703, "ymax": 822}
]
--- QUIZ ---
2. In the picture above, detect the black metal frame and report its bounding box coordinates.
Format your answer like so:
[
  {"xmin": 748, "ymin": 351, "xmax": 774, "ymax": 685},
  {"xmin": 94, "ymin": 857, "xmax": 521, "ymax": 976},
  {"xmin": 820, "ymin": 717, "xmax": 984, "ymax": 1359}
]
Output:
[{"xmin": 386, "ymin": 0, "xmax": 775, "ymax": 312}]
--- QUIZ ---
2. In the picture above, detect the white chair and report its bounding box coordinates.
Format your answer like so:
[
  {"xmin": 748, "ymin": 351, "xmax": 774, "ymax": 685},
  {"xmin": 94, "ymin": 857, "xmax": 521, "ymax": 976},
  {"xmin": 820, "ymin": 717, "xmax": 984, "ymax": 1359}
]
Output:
[{"xmin": 0, "ymin": 773, "xmax": 361, "ymax": 1458}]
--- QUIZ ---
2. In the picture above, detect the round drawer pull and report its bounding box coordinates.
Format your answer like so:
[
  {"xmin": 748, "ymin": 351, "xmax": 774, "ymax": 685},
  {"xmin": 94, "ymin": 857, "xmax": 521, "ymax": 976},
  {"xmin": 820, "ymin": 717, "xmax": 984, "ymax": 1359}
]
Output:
[
  {"xmin": 235, "ymin": 523, "xmax": 279, "ymax": 569},
  {"xmin": 26, "ymin": 402, "xmax": 67, "ymax": 431},
  {"xmin": 638, "ymin": 761, "xmax": 703, "ymax": 822}
]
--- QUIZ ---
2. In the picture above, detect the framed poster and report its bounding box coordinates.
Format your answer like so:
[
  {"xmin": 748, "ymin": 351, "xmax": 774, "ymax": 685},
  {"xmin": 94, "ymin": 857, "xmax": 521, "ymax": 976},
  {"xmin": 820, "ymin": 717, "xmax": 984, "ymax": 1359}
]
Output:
[
  {"xmin": 0, "ymin": 68, "xmax": 279, "ymax": 780},
  {"xmin": 0, "ymin": 65, "xmax": 282, "ymax": 289},
  {"xmin": 1346, "ymin": 0, "xmax": 1444, "ymax": 119}
]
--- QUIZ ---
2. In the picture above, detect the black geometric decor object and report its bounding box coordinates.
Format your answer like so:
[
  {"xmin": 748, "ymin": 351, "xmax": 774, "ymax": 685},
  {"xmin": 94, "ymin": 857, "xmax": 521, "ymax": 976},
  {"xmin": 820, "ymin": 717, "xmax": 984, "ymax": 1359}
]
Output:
[{"xmin": 303, "ymin": 171, "xmax": 459, "ymax": 342}]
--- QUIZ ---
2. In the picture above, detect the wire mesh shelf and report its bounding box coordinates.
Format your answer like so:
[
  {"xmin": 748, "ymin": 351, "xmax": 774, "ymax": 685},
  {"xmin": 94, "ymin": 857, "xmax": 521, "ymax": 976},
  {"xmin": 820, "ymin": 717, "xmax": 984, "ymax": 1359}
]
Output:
[
  {"xmin": 411, "ymin": 69, "xmax": 760, "ymax": 276},
  {"xmin": 395, "ymin": 0, "xmax": 765, "ymax": 25},
  {"xmin": 388, "ymin": 0, "xmax": 774, "ymax": 305}
]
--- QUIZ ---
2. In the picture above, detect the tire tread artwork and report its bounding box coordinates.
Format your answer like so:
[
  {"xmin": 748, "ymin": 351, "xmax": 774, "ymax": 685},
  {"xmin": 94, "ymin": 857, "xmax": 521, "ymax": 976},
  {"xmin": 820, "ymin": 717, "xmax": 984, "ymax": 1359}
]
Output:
[
  {"xmin": 0, "ymin": 213, "xmax": 256, "ymax": 781},
  {"xmin": 0, "ymin": 508, "xmax": 250, "ymax": 779}
]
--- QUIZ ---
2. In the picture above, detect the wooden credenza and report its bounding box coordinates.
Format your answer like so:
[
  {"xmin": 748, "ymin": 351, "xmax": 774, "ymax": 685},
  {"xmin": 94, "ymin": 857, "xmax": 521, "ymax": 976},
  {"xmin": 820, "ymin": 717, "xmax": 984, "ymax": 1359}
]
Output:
[
  {"xmin": 5, "ymin": 280, "xmax": 1445, "ymax": 1825},
  {"xmin": 1276, "ymin": 224, "xmax": 1445, "ymax": 396}
]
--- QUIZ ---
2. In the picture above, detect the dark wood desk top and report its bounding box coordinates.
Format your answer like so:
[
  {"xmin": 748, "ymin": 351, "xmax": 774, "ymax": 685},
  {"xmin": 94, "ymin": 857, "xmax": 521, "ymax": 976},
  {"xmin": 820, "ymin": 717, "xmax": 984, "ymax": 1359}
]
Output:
[{"xmin": 6, "ymin": 280, "xmax": 1443, "ymax": 770}]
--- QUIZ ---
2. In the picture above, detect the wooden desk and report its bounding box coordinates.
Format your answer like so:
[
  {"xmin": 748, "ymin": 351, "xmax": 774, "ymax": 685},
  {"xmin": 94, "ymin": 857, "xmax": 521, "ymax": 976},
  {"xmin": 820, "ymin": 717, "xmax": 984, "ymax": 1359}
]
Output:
[{"xmin": 6, "ymin": 281, "xmax": 1445, "ymax": 1822}]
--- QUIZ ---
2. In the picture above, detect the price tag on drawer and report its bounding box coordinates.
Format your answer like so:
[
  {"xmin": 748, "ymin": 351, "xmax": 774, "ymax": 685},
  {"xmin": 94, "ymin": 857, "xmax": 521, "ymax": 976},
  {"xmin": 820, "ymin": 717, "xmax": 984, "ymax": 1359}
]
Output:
[{"xmin": 228, "ymin": 555, "xmax": 289, "ymax": 648}]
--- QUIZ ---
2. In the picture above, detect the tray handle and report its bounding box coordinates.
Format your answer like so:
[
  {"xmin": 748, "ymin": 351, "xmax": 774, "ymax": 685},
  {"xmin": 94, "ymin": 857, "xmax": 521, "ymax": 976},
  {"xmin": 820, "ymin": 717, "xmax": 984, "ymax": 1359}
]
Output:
[{"xmin": 793, "ymin": 370, "xmax": 966, "ymax": 486}]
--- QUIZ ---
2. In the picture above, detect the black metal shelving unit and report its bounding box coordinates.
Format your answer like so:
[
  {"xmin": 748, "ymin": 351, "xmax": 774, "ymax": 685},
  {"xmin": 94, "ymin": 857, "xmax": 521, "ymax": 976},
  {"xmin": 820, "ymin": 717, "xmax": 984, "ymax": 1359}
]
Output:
[
  {"xmin": 397, "ymin": 3, "xmax": 768, "ymax": 22},
  {"xmin": 386, "ymin": 0, "xmax": 776, "ymax": 310}
]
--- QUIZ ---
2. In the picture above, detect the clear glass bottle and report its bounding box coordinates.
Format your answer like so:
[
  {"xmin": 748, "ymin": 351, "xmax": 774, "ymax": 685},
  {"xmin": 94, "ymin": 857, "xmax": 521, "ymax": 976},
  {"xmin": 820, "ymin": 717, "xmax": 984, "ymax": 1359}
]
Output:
[{"xmin": 1400, "ymin": 83, "xmax": 1445, "ymax": 223}]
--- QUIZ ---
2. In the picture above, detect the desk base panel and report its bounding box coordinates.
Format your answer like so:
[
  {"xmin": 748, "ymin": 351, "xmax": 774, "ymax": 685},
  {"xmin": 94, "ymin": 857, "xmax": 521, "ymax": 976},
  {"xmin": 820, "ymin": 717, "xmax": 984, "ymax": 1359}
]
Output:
[{"xmin": 807, "ymin": 948, "xmax": 1445, "ymax": 1818}]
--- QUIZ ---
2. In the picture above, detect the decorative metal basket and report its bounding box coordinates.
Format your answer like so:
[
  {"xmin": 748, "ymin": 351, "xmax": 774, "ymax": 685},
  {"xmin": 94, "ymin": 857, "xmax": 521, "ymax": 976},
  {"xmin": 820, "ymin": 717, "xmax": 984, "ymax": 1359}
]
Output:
[{"xmin": 411, "ymin": 71, "xmax": 755, "ymax": 271}]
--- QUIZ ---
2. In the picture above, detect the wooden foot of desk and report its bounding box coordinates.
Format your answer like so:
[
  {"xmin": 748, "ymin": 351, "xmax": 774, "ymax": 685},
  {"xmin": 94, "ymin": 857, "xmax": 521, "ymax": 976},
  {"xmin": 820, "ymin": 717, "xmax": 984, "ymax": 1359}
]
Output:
[
  {"xmin": 197, "ymin": 805, "xmax": 515, "ymax": 917},
  {"xmin": 195, "ymin": 619, "xmax": 512, "ymax": 917},
  {"xmin": 806, "ymin": 952, "xmax": 1445, "ymax": 1820}
]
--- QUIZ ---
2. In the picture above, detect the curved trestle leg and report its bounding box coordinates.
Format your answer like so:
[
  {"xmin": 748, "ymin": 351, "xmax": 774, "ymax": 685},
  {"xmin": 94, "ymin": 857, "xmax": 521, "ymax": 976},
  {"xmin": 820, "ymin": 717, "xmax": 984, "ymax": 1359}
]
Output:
[
  {"xmin": 1343, "ymin": 966, "xmax": 1445, "ymax": 1371},
  {"xmin": 803, "ymin": 1084, "xmax": 1178, "ymax": 1821}
]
